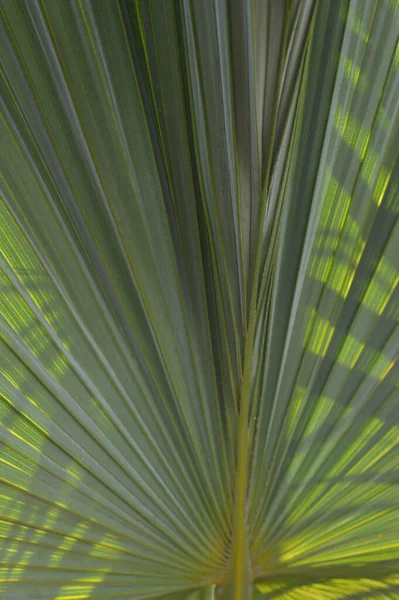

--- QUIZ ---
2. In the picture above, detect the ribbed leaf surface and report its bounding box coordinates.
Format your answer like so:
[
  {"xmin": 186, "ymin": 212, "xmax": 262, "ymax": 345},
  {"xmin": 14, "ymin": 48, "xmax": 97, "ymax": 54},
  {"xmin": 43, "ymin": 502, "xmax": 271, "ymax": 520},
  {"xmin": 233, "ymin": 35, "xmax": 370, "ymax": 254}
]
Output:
[{"xmin": 1, "ymin": 1, "xmax": 398, "ymax": 599}]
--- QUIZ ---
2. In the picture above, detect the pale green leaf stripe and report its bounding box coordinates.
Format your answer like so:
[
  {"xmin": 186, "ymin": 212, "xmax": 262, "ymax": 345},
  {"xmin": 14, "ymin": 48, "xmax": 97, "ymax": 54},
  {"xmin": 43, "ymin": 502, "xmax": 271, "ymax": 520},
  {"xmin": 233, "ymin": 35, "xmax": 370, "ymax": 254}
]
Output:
[
  {"xmin": 1, "ymin": 0, "xmax": 231, "ymax": 595},
  {"xmin": 250, "ymin": 0, "xmax": 399, "ymax": 590},
  {"xmin": 1, "ymin": 1, "xmax": 399, "ymax": 599}
]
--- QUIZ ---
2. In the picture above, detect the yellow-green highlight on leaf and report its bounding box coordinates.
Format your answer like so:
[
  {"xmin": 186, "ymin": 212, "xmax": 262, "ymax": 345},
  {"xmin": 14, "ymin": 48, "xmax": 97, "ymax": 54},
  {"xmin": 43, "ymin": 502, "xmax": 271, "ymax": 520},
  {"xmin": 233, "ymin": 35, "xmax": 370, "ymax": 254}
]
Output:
[{"xmin": 1, "ymin": 0, "xmax": 399, "ymax": 598}]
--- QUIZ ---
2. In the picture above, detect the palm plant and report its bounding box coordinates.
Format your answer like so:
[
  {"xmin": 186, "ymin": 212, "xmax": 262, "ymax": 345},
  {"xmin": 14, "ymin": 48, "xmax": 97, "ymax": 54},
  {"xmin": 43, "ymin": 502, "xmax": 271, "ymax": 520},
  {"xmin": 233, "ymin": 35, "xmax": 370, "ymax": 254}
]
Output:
[{"xmin": 1, "ymin": 0, "xmax": 399, "ymax": 598}]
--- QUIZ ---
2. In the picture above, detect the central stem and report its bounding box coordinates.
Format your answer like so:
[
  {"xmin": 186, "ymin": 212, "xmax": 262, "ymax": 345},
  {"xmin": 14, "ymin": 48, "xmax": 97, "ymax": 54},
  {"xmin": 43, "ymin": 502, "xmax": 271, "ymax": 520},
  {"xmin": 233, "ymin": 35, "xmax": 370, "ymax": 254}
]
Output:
[
  {"xmin": 217, "ymin": 6, "xmax": 293, "ymax": 594},
  {"xmin": 219, "ymin": 299, "xmax": 258, "ymax": 599}
]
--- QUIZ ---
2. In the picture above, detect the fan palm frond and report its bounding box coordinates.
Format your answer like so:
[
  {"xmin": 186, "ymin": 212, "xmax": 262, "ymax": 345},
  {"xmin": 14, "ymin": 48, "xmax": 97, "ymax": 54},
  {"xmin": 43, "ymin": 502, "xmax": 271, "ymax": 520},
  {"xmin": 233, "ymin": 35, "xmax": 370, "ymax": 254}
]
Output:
[{"xmin": 1, "ymin": 1, "xmax": 398, "ymax": 598}]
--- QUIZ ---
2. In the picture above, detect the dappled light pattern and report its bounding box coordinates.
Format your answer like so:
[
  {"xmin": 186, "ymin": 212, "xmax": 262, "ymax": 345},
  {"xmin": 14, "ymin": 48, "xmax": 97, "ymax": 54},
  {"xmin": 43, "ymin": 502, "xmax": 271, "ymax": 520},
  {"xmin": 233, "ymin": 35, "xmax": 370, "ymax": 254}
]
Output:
[
  {"xmin": 1, "ymin": 0, "xmax": 230, "ymax": 597},
  {"xmin": 249, "ymin": 0, "xmax": 399, "ymax": 592},
  {"xmin": 1, "ymin": 0, "xmax": 399, "ymax": 599},
  {"xmin": 256, "ymin": 574, "xmax": 399, "ymax": 599}
]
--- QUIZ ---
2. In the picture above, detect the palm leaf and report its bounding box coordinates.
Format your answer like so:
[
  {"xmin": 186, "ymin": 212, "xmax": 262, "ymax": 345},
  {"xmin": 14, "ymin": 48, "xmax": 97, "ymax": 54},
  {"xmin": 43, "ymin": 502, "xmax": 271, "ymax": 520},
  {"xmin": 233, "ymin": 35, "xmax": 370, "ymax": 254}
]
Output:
[{"xmin": 0, "ymin": 0, "xmax": 398, "ymax": 599}]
